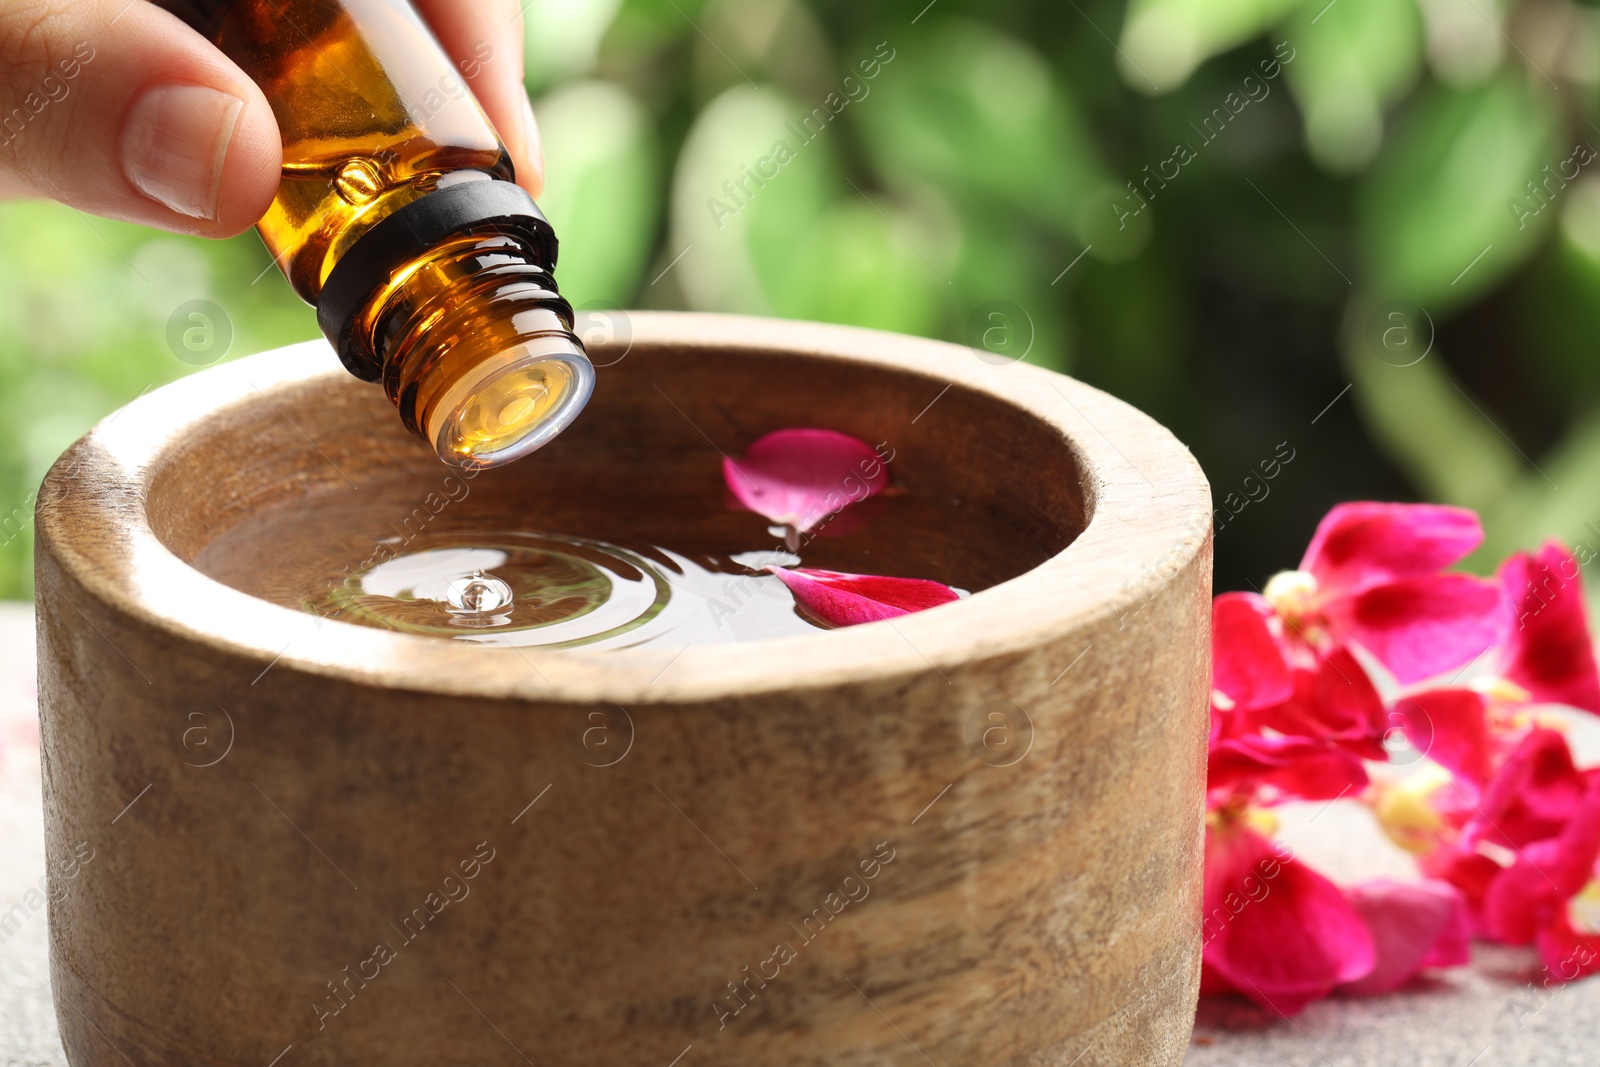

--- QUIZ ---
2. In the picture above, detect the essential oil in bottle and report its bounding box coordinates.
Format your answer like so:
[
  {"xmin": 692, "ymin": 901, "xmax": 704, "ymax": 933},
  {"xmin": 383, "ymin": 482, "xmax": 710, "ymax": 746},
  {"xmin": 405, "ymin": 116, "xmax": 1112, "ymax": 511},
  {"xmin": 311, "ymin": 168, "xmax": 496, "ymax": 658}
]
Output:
[{"xmin": 156, "ymin": 0, "xmax": 594, "ymax": 468}]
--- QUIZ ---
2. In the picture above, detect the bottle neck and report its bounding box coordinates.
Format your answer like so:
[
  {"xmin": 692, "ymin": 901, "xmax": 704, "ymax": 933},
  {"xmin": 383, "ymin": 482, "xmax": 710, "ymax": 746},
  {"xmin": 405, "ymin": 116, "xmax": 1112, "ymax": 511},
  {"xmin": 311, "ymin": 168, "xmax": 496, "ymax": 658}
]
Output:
[{"xmin": 357, "ymin": 232, "xmax": 594, "ymax": 468}]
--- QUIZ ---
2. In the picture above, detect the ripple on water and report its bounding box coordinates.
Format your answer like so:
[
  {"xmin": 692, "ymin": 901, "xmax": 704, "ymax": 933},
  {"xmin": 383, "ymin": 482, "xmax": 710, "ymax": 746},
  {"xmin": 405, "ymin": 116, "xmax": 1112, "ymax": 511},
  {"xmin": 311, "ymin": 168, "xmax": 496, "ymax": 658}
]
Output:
[{"xmin": 313, "ymin": 531, "xmax": 819, "ymax": 650}]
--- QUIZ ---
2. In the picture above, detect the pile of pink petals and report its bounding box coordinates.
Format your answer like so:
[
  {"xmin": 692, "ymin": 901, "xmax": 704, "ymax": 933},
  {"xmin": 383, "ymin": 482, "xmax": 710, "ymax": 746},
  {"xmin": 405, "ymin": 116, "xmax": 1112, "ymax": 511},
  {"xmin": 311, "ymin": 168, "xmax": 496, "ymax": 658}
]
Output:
[
  {"xmin": 721, "ymin": 442, "xmax": 1600, "ymax": 1011},
  {"xmin": 1208, "ymin": 501, "xmax": 1600, "ymax": 1016},
  {"xmin": 721, "ymin": 428, "xmax": 958, "ymax": 626}
]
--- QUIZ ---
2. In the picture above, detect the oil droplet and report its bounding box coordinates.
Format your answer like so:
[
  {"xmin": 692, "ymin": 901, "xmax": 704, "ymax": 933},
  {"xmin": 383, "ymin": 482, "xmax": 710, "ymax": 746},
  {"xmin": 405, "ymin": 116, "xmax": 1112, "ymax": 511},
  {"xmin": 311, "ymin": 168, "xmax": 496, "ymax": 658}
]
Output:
[
  {"xmin": 334, "ymin": 158, "xmax": 384, "ymax": 205},
  {"xmin": 313, "ymin": 531, "xmax": 827, "ymax": 650},
  {"xmin": 445, "ymin": 570, "xmax": 514, "ymax": 618}
]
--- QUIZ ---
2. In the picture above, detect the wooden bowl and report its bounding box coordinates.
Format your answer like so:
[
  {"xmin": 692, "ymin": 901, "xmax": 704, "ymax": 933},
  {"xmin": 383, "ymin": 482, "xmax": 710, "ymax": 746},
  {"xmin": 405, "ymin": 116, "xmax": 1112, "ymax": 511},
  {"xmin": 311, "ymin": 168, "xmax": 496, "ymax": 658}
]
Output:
[{"xmin": 35, "ymin": 313, "xmax": 1211, "ymax": 1066}]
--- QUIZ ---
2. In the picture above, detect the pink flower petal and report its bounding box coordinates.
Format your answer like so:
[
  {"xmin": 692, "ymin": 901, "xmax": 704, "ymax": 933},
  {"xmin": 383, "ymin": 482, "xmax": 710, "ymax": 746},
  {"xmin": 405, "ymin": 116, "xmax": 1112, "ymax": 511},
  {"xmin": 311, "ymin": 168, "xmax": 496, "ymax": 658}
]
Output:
[
  {"xmin": 1203, "ymin": 822, "xmax": 1376, "ymax": 1015},
  {"xmin": 1482, "ymin": 776, "xmax": 1600, "ymax": 945},
  {"xmin": 1208, "ymin": 734, "xmax": 1369, "ymax": 807},
  {"xmin": 1323, "ymin": 573, "xmax": 1510, "ymax": 685},
  {"xmin": 1420, "ymin": 891, "xmax": 1475, "ymax": 970},
  {"xmin": 1425, "ymin": 845, "xmax": 1503, "ymax": 933},
  {"xmin": 1212, "ymin": 593, "xmax": 1294, "ymax": 713},
  {"xmin": 1339, "ymin": 879, "xmax": 1472, "ymax": 996},
  {"xmin": 1498, "ymin": 542, "xmax": 1600, "ymax": 714},
  {"xmin": 1388, "ymin": 688, "xmax": 1492, "ymax": 793},
  {"xmin": 1243, "ymin": 646, "xmax": 1386, "ymax": 760},
  {"xmin": 1476, "ymin": 728, "xmax": 1588, "ymax": 850},
  {"xmin": 1301, "ymin": 503, "xmax": 1484, "ymax": 598},
  {"xmin": 1484, "ymin": 839, "xmax": 1568, "ymax": 945},
  {"xmin": 1535, "ymin": 910, "xmax": 1600, "ymax": 982},
  {"xmin": 722, "ymin": 429, "xmax": 887, "ymax": 533},
  {"xmin": 769, "ymin": 567, "xmax": 959, "ymax": 627}
]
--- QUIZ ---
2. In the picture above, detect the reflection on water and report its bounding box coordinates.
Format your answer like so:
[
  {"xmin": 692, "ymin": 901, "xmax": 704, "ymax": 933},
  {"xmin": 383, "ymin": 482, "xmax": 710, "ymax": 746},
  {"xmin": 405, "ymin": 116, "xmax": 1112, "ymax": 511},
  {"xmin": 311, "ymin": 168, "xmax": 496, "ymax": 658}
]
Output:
[{"xmin": 314, "ymin": 530, "xmax": 821, "ymax": 649}]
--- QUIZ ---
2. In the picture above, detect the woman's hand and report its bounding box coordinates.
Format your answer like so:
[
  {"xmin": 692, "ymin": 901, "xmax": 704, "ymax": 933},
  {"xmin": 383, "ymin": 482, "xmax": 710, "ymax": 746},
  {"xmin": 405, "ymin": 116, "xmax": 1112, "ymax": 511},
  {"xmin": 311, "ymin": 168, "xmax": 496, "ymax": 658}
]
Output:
[{"xmin": 0, "ymin": 0, "xmax": 542, "ymax": 236}]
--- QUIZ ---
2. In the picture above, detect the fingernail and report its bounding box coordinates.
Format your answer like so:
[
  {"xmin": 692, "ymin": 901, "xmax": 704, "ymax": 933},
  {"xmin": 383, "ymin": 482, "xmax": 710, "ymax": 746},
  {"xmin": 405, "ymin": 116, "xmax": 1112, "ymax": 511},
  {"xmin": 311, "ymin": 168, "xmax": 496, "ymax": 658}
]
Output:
[{"xmin": 121, "ymin": 84, "xmax": 244, "ymax": 221}]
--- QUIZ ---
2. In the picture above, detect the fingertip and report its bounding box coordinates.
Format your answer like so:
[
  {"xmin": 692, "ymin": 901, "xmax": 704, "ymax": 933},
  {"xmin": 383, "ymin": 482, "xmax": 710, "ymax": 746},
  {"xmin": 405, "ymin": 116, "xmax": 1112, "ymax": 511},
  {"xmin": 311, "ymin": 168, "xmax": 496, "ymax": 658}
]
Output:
[
  {"xmin": 409, "ymin": 0, "xmax": 540, "ymax": 195},
  {"xmin": 207, "ymin": 80, "xmax": 282, "ymax": 237},
  {"xmin": 518, "ymin": 93, "xmax": 544, "ymax": 200},
  {"xmin": 9, "ymin": 0, "xmax": 287, "ymax": 238}
]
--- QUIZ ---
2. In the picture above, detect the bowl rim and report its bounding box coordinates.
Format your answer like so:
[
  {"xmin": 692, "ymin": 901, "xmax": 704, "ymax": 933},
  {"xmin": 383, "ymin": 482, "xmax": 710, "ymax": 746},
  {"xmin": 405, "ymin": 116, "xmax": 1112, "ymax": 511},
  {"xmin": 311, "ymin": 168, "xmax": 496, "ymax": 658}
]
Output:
[{"xmin": 35, "ymin": 312, "xmax": 1211, "ymax": 705}]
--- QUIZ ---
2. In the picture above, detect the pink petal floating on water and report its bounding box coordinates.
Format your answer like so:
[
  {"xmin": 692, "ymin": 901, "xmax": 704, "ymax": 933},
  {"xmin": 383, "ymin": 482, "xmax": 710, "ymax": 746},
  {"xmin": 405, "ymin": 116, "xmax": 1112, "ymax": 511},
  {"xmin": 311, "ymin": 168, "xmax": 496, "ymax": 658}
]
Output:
[
  {"xmin": 723, "ymin": 429, "xmax": 888, "ymax": 534},
  {"xmin": 768, "ymin": 567, "xmax": 959, "ymax": 627}
]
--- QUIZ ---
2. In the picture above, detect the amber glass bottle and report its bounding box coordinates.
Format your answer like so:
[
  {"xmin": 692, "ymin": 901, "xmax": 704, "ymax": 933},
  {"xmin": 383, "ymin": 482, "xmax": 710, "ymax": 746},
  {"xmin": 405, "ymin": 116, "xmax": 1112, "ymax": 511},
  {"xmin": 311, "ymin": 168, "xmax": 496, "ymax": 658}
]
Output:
[{"xmin": 158, "ymin": 0, "xmax": 593, "ymax": 468}]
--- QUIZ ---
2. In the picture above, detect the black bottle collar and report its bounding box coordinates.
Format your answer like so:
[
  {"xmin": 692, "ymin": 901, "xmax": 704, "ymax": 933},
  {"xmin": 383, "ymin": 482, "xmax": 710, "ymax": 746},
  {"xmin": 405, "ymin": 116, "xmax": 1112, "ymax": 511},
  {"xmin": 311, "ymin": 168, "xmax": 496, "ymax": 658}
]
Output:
[{"xmin": 315, "ymin": 179, "xmax": 559, "ymax": 381}]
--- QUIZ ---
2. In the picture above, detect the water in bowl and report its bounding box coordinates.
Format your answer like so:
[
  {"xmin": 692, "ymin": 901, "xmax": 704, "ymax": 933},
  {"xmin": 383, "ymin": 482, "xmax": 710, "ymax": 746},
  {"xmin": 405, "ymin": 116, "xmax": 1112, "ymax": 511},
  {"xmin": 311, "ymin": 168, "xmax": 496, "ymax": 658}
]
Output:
[{"xmin": 311, "ymin": 529, "xmax": 819, "ymax": 650}]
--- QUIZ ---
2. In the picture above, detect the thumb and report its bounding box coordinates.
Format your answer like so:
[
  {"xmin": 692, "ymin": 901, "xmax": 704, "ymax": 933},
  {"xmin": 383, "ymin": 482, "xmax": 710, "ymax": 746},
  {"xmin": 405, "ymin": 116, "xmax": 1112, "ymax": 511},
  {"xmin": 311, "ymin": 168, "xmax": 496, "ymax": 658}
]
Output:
[{"xmin": 0, "ymin": 0, "xmax": 281, "ymax": 237}]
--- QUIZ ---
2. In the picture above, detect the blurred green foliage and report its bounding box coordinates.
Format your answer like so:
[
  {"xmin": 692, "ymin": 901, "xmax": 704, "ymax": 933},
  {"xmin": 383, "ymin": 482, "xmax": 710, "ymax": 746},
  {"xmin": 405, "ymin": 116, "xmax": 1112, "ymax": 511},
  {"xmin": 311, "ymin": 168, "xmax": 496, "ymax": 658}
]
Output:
[{"xmin": 5, "ymin": 0, "xmax": 1600, "ymax": 596}]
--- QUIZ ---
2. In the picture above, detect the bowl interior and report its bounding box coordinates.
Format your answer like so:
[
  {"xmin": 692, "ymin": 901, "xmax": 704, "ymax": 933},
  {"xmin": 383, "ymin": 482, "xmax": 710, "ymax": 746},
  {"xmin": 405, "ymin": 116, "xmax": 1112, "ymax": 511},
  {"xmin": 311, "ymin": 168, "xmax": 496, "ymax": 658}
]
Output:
[{"xmin": 145, "ymin": 339, "xmax": 1089, "ymax": 635}]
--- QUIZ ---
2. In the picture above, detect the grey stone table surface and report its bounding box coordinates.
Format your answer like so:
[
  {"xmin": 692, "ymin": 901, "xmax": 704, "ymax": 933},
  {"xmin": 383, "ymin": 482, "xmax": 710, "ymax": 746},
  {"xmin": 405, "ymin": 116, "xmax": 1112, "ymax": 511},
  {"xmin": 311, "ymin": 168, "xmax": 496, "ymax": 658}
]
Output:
[{"xmin": 0, "ymin": 601, "xmax": 1595, "ymax": 1067}]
